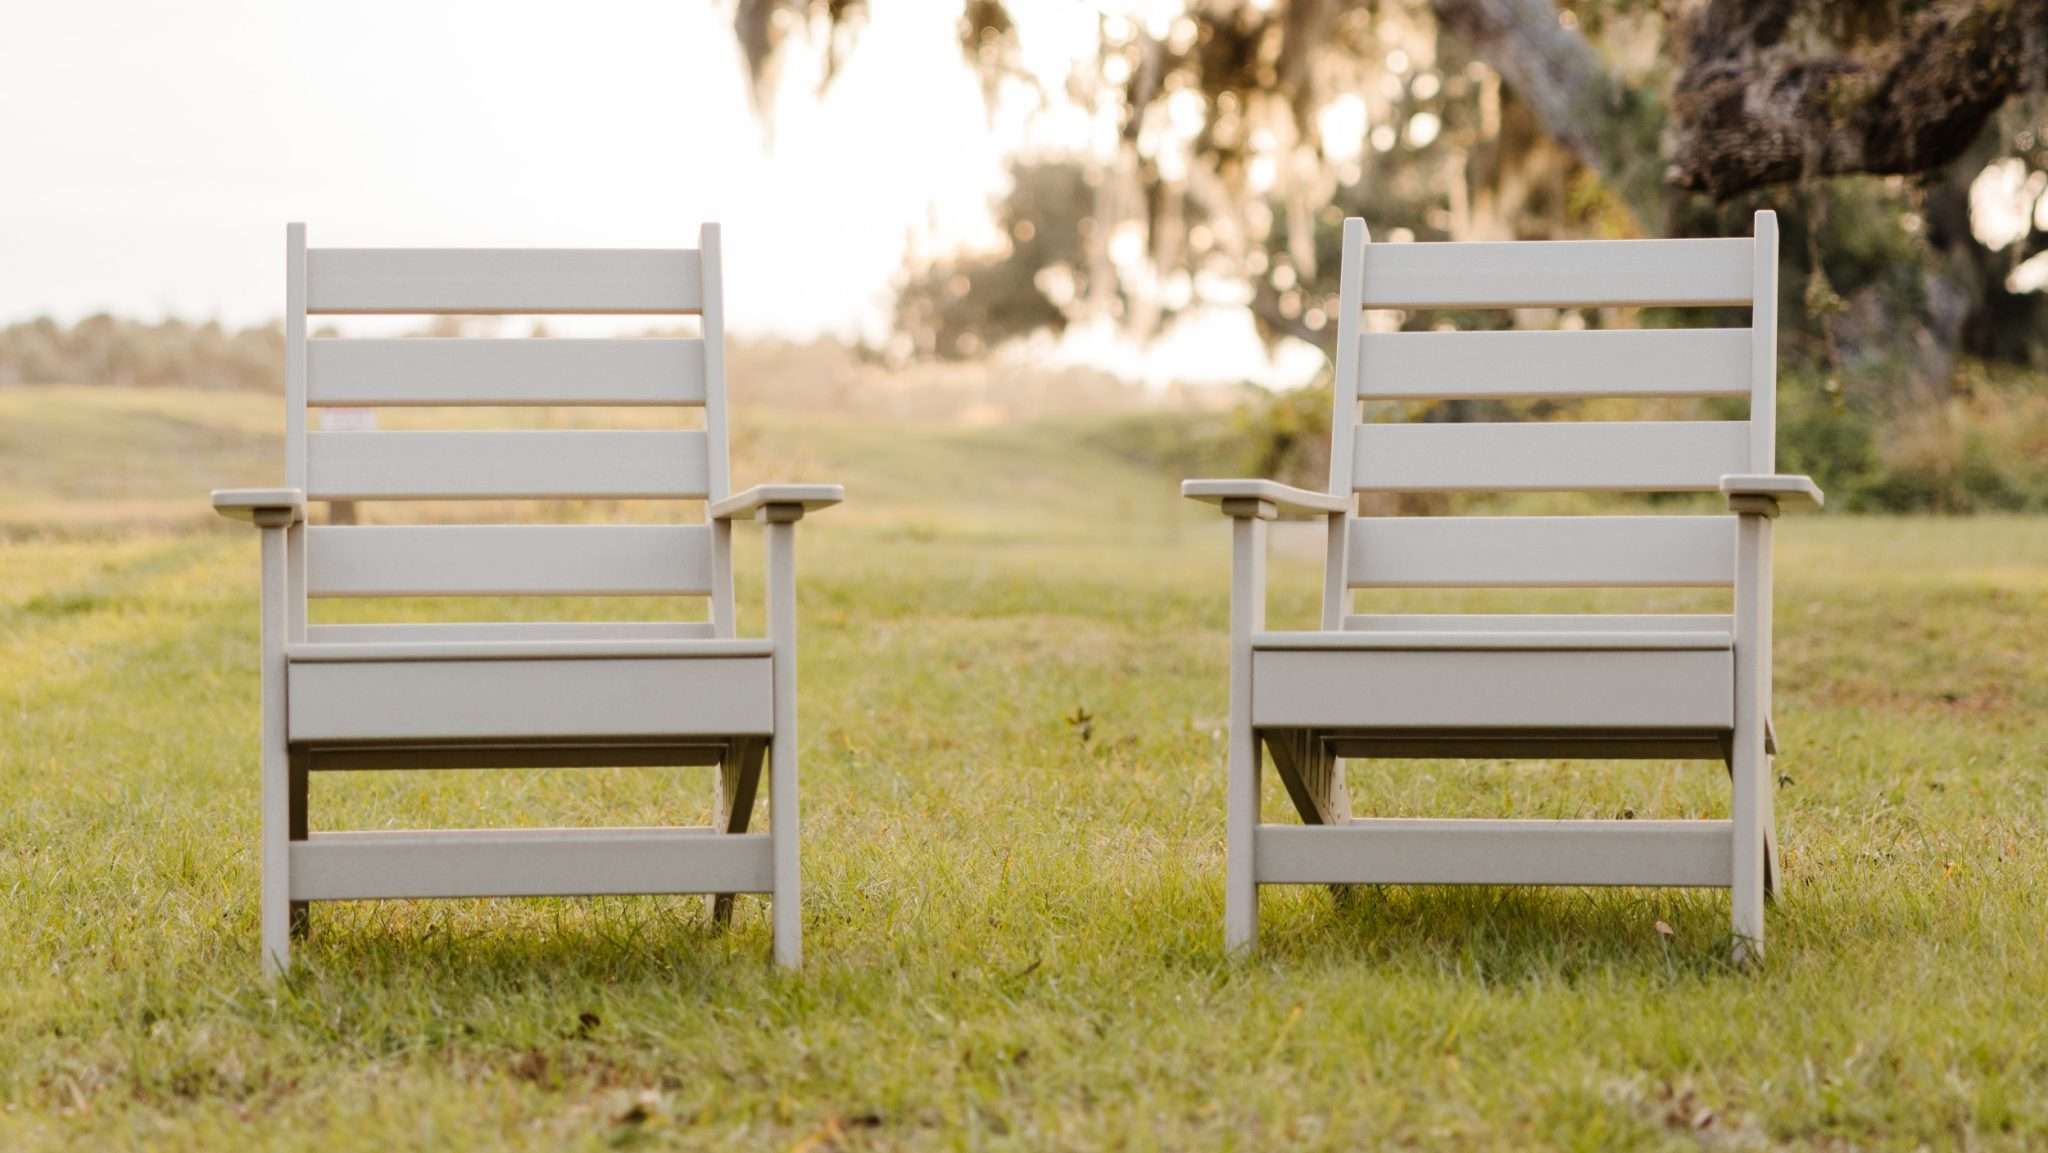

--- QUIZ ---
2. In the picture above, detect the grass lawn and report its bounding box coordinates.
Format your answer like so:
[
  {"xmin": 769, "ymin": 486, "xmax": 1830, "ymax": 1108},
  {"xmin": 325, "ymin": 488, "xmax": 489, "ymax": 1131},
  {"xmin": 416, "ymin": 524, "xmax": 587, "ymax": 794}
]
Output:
[{"xmin": 3, "ymin": 386, "xmax": 2045, "ymax": 1150}]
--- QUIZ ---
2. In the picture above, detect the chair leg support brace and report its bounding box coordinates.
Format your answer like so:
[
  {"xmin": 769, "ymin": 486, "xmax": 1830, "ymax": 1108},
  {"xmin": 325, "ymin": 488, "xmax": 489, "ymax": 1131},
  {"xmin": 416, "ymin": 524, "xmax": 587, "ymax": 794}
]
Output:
[
  {"xmin": 1267, "ymin": 730, "xmax": 1355, "ymax": 906},
  {"xmin": 766, "ymin": 518, "xmax": 802, "ymax": 969},
  {"xmin": 709, "ymin": 736, "xmax": 767, "ymax": 926},
  {"xmin": 259, "ymin": 525, "xmax": 292, "ymax": 977},
  {"xmin": 1266, "ymin": 730, "xmax": 1349, "ymax": 826},
  {"xmin": 1732, "ymin": 512, "xmax": 1774, "ymax": 963},
  {"xmin": 288, "ymin": 751, "xmax": 310, "ymax": 940},
  {"xmin": 1226, "ymin": 515, "xmax": 1267, "ymax": 954}
]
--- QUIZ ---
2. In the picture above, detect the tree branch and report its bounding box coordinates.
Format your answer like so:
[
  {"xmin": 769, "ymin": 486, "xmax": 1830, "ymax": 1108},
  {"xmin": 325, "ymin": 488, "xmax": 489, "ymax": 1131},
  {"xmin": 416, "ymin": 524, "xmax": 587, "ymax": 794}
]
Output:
[
  {"xmin": 1669, "ymin": 0, "xmax": 2048, "ymax": 198},
  {"xmin": 1248, "ymin": 286, "xmax": 1325, "ymax": 351}
]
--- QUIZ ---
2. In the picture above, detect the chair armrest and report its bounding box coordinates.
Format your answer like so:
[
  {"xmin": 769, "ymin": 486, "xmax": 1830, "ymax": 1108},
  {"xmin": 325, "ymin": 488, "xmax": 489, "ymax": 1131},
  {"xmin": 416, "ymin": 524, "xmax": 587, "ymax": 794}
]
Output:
[
  {"xmin": 212, "ymin": 488, "xmax": 305, "ymax": 527},
  {"xmin": 1720, "ymin": 474, "xmax": 1823, "ymax": 516},
  {"xmin": 710, "ymin": 483, "xmax": 845, "ymax": 523},
  {"xmin": 1182, "ymin": 479, "xmax": 1347, "ymax": 520}
]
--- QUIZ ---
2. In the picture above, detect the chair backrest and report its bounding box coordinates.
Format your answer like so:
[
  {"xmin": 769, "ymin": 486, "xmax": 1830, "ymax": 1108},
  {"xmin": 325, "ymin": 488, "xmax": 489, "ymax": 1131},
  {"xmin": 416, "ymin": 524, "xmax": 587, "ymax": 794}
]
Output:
[
  {"xmin": 1321, "ymin": 212, "xmax": 1779, "ymax": 628},
  {"xmin": 283, "ymin": 224, "xmax": 736, "ymax": 640}
]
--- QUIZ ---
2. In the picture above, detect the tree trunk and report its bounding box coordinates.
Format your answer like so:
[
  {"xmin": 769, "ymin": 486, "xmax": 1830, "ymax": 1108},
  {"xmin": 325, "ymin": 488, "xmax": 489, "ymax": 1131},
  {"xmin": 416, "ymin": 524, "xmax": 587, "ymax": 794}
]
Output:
[{"xmin": 1429, "ymin": 0, "xmax": 1662, "ymax": 217}]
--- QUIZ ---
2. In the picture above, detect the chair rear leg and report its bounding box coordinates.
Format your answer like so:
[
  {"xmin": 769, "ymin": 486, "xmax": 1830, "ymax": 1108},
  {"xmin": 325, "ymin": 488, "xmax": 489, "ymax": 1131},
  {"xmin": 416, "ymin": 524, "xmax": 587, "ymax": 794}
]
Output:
[
  {"xmin": 288, "ymin": 751, "xmax": 310, "ymax": 941},
  {"xmin": 708, "ymin": 737, "xmax": 765, "ymax": 926}
]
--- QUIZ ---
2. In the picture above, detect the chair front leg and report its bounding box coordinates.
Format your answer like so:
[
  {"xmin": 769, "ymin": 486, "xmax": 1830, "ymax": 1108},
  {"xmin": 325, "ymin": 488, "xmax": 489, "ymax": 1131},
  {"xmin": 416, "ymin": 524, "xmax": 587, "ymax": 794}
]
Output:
[
  {"xmin": 256, "ymin": 520, "xmax": 293, "ymax": 977},
  {"xmin": 1731, "ymin": 508, "xmax": 1775, "ymax": 963},
  {"xmin": 764, "ymin": 513, "xmax": 802, "ymax": 969},
  {"xmin": 1225, "ymin": 507, "xmax": 1270, "ymax": 954}
]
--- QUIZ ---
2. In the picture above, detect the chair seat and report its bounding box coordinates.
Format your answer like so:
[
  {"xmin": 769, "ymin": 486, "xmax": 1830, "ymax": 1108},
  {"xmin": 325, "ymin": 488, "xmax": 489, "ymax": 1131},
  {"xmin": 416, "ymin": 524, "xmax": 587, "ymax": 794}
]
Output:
[
  {"xmin": 1250, "ymin": 628, "xmax": 1734, "ymax": 732},
  {"xmin": 286, "ymin": 637, "xmax": 775, "ymax": 746}
]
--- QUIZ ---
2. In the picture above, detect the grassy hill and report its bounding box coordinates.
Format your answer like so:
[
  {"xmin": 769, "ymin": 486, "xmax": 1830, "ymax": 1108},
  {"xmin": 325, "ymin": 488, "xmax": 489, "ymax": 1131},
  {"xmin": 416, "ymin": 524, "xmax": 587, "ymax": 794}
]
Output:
[{"xmin": 2, "ymin": 386, "xmax": 2045, "ymax": 1150}]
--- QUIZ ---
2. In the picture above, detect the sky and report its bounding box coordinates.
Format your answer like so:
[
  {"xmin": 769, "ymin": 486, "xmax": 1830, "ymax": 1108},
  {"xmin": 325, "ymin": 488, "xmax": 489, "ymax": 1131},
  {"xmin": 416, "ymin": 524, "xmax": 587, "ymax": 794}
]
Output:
[
  {"xmin": 0, "ymin": 1, "xmax": 1002, "ymax": 335},
  {"xmin": 0, "ymin": 0, "xmax": 1322, "ymax": 386}
]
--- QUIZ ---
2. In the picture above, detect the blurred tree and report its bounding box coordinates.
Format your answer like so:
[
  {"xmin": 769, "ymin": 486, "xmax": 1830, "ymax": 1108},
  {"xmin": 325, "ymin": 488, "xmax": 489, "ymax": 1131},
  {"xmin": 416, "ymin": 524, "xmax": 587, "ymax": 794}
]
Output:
[
  {"xmin": 732, "ymin": 0, "xmax": 2047, "ymax": 389},
  {"xmin": 0, "ymin": 315, "xmax": 283, "ymax": 390}
]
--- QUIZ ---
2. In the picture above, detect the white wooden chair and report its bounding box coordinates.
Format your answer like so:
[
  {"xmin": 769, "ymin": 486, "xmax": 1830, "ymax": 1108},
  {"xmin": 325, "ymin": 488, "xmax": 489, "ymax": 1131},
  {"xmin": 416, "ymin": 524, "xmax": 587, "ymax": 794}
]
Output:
[
  {"xmin": 1185, "ymin": 211, "xmax": 1820, "ymax": 961},
  {"xmin": 213, "ymin": 223, "xmax": 840, "ymax": 975}
]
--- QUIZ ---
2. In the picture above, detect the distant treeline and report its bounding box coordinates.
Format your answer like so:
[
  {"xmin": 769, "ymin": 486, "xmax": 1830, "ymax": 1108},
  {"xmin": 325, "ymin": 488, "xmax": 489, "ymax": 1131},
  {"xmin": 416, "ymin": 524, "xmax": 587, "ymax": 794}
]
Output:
[
  {"xmin": 0, "ymin": 315, "xmax": 283, "ymax": 391},
  {"xmin": 0, "ymin": 313, "xmax": 1163, "ymax": 426}
]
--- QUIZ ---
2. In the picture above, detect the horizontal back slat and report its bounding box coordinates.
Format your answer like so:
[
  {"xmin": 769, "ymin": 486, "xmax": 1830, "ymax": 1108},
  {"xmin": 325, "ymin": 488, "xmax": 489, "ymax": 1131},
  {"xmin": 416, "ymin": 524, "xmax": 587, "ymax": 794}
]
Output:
[
  {"xmin": 1358, "ymin": 238, "xmax": 1752, "ymax": 309},
  {"xmin": 305, "ymin": 248, "xmax": 703, "ymax": 314},
  {"xmin": 306, "ymin": 430, "xmax": 709, "ymax": 500},
  {"xmin": 306, "ymin": 338, "xmax": 706, "ymax": 406},
  {"xmin": 1356, "ymin": 328, "xmax": 1751, "ymax": 399},
  {"xmin": 1352, "ymin": 421, "xmax": 1749, "ymax": 492},
  {"xmin": 1348, "ymin": 516, "xmax": 1734, "ymax": 587},
  {"xmin": 307, "ymin": 525, "xmax": 712, "ymax": 596}
]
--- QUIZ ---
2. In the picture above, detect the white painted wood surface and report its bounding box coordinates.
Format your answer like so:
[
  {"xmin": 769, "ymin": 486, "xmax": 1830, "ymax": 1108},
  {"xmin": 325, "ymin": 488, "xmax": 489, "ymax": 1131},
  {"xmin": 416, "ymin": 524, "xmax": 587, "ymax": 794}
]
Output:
[
  {"xmin": 1254, "ymin": 629, "xmax": 1731, "ymax": 650},
  {"xmin": 1325, "ymin": 731, "xmax": 1733, "ymax": 760},
  {"xmin": 1225, "ymin": 513, "xmax": 1267, "ymax": 953},
  {"xmin": 1250, "ymin": 647, "xmax": 1733, "ymax": 730},
  {"xmin": 1356, "ymin": 236, "xmax": 1752, "ymax": 309},
  {"xmin": 287, "ymin": 638, "xmax": 771, "ymax": 661},
  {"xmin": 290, "ymin": 828, "xmax": 774, "ymax": 900},
  {"xmin": 1721, "ymin": 473, "xmax": 1824, "ymax": 510},
  {"xmin": 1749, "ymin": 213, "xmax": 1780, "ymax": 472},
  {"xmin": 1731, "ymin": 510, "xmax": 1773, "ymax": 962},
  {"xmin": 287, "ymin": 655, "xmax": 773, "ymax": 742},
  {"xmin": 1347, "ymin": 516, "xmax": 1735, "ymax": 588},
  {"xmin": 1353, "ymin": 421, "xmax": 1750, "ymax": 493},
  {"xmin": 285, "ymin": 226, "xmax": 310, "ymax": 648},
  {"xmin": 1322, "ymin": 218, "xmax": 1368, "ymax": 629},
  {"xmin": 700, "ymin": 224, "xmax": 738, "ymax": 637},
  {"xmin": 765, "ymin": 519, "xmax": 801, "ymax": 969},
  {"xmin": 307, "ymin": 338, "xmax": 707, "ymax": 407},
  {"xmin": 307, "ymin": 743, "xmax": 732, "ymax": 772},
  {"xmin": 304, "ymin": 621, "xmax": 717, "ymax": 644},
  {"xmin": 1180, "ymin": 479, "xmax": 1347, "ymax": 516},
  {"xmin": 1256, "ymin": 820, "xmax": 1733, "ymax": 887},
  {"xmin": 212, "ymin": 488, "xmax": 305, "ymax": 524},
  {"xmin": 306, "ymin": 524, "xmax": 713, "ymax": 597},
  {"xmin": 305, "ymin": 248, "xmax": 705, "ymax": 314},
  {"xmin": 304, "ymin": 430, "xmax": 711, "ymax": 501},
  {"xmin": 1356, "ymin": 327, "xmax": 1751, "ymax": 399},
  {"xmin": 258, "ymin": 520, "xmax": 291, "ymax": 976},
  {"xmin": 1343, "ymin": 613, "xmax": 1730, "ymax": 634},
  {"xmin": 710, "ymin": 484, "xmax": 847, "ymax": 521}
]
